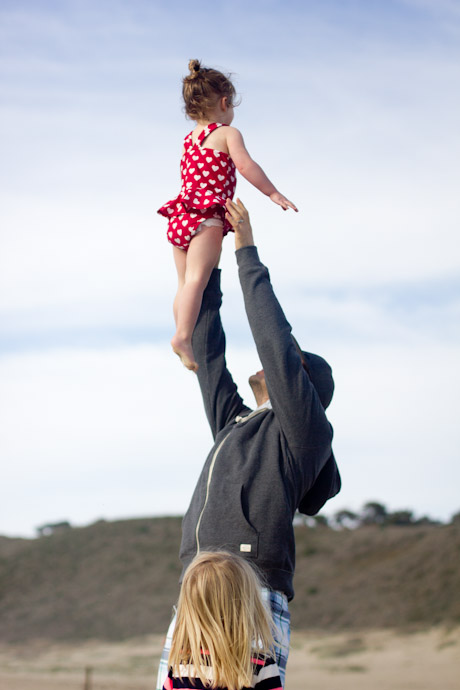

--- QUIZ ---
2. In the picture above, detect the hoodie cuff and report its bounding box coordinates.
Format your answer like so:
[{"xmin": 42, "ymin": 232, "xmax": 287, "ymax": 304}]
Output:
[{"xmin": 235, "ymin": 245, "xmax": 260, "ymax": 266}]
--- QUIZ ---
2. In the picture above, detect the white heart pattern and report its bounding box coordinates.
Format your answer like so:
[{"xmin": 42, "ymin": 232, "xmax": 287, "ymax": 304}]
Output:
[{"xmin": 160, "ymin": 122, "xmax": 237, "ymax": 246}]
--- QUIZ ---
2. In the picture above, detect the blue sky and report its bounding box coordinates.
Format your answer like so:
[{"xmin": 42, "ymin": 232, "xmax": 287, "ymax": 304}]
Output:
[{"xmin": 1, "ymin": 0, "xmax": 460, "ymax": 536}]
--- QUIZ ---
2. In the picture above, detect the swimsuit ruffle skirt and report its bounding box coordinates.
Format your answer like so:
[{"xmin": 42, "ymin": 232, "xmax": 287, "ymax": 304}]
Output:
[{"xmin": 158, "ymin": 123, "xmax": 237, "ymax": 250}]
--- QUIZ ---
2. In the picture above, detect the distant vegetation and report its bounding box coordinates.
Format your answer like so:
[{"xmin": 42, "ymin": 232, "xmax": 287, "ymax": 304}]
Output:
[
  {"xmin": 33, "ymin": 502, "xmax": 459, "ymax": 538},
  {"xmin": 299, "ymin": 501, "xmax": 460, "ymax": 529},
  {"xmin": 0, "ymin": 511, "xmax": 459, "ymax": 643}
]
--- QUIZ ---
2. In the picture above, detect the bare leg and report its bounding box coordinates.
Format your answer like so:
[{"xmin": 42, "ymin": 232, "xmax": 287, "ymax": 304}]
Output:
[
  {"xmin": 171, "ymin": 225, "xmax": 223, "ymax": 371},
  {"xmin": 172, "ymin": 246, "xmax": 187, "ymax": 327}
]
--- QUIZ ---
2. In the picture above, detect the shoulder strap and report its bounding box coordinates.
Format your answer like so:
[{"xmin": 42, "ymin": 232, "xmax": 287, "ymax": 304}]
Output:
[
  {"xmin": 183, "ymin": 130, "xmax": 194, "ymax": 151},
  {"xmin": 197, "ymin": 122, "xmax": 227, "ymax": 146}
]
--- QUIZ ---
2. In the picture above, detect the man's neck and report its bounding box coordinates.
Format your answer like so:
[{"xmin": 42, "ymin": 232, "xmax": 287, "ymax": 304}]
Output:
[{"xmin": 255, "ymin": 399, "xmax": 271, "ymax": 411}]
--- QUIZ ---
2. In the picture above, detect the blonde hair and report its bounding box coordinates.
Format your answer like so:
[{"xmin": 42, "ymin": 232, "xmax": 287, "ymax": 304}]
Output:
[
  {"xmin": 182, "ymin": 59, "xmax": 238, "ymax": 121},
  {"xmin": 169, "ymin": 551, "xmax": 275, "ymax": 690}
]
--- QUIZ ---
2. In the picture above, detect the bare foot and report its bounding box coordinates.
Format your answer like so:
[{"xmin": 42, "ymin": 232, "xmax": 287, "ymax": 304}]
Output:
[{"xmin": 171, "ymin": 335, "xmax": 198, "ymax": 372}]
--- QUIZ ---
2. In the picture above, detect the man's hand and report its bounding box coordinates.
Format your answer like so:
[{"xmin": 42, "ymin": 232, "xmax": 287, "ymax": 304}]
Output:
[{"xmin": 225, "ymin": 198, "xmax": 254, "ymax": 250}]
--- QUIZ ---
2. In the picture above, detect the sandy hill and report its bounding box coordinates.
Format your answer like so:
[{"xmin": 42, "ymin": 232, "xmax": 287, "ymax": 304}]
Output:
[{"xmin": 0, "ymin": 517, "xmax": 459, "ymax": 642}]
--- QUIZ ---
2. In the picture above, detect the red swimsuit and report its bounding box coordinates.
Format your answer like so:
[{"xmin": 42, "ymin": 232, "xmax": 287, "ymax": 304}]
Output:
[{"xmin": 158, "ymin": 123, "xmax": 237, "ymax": 250}]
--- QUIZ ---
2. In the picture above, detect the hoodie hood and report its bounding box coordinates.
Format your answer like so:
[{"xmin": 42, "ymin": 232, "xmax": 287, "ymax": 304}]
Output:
[{"xmin": 302, "ymin": 351, "xmax": 334, "ymax": 409}]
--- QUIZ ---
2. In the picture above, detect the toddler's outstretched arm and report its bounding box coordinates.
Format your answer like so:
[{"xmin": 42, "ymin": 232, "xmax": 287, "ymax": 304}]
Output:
[{"xmin": 226, "ymin": 128, "xmax": 298, "ymax": 212}]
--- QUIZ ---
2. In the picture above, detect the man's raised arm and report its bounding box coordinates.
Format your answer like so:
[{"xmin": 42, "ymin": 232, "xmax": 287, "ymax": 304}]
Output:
[
  {"xmin": 192, "ymin": 269, "xmax": 250, "ymax": 439},
  {"xmin": 225, "ymin": 198, "xmax": 336, "ymax": 489}
]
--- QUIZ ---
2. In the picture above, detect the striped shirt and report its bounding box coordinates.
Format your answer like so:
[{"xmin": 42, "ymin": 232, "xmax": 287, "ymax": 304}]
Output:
[{"xmin": 163, "ymin": 655, "xmax": 282, "ymax": 690}]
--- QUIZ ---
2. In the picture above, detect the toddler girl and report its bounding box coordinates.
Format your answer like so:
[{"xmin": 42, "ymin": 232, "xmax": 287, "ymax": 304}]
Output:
[
  {"xmin": 158, "ymin": 59, "xmax": 297, "ymax": 372},
  {"xmin": 163, "ymin": 550, "xmax": 282, "ymax": 690}
]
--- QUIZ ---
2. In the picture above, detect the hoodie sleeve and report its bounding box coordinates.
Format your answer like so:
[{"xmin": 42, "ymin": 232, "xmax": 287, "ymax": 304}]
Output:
[
  {"xmin": 236, "ymin": 246, "xmax": 337, "ymax": 494},
  {"xmin": 298, "ymin": 453, "xmax": 341, "ymax": 515},
  {"xmin": 192, "ymin": 269, "xmax": 250, "ymax": 439}
]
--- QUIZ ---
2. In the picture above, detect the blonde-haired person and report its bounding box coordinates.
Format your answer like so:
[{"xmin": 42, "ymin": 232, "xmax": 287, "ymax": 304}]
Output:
[
  {"xmin": 162, "ymin": 551, "xmax": 282, "ymax": 690},
  {"xmin": 158, "ymin": 59, "xmax": 297, "ymax": 372}
]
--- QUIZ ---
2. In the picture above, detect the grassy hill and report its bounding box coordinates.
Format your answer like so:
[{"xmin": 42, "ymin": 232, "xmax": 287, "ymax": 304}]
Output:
[{"xmin": 0, "ymin": 517, "xmax": 459, "ymax": 642}]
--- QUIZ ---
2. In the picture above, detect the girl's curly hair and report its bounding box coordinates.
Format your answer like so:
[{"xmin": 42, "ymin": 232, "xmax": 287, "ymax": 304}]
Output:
[{"xmin": 182, "ymin": 59, "xmax": 238, "ymax": 121}]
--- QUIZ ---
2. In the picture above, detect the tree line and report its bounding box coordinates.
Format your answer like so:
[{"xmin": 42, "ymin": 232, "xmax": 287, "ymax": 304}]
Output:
[{"xmin": 296, "ymin": 502, "xmax": 460, "ymax": 529}]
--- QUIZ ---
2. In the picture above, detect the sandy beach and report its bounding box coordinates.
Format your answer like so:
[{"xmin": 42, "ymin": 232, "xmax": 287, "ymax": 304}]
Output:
[{"xmin": 0, "ymin": 626, "xmax": 458, "ymax": 690}]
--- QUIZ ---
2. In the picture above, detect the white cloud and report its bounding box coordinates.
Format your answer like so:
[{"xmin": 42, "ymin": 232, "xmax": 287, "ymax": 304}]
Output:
[
  {"xmin": 328, "ymin": 339, "xmax": 460, "ymax": 519},
  {"xmin": 1, "ymin": 337, "xmax": 459, "ymax": 537},
  {"xmin": 1, "ymin": 0, "xmax": 460, "ymax": 536},
  {"xmin": 0, "ymin": 345, "xmax": 208, "ymax": 536}
]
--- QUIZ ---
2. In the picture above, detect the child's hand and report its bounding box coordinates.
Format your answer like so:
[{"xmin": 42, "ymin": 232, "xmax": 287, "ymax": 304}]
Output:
[{"xmin": 270, "ymin": 192, "xmax": 298, "ymax": 212}]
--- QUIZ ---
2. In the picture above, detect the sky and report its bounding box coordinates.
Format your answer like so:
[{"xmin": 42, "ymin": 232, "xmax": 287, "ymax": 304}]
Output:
[{"xmin": 1, "ymin": 0, "xmax": 459, "ymax": 538}]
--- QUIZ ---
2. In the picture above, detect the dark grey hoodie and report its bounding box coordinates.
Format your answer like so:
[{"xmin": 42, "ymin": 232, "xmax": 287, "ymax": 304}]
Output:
[{"xmin": 180, "ymin": 246, "xmax": 340, "ymax": 600}]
